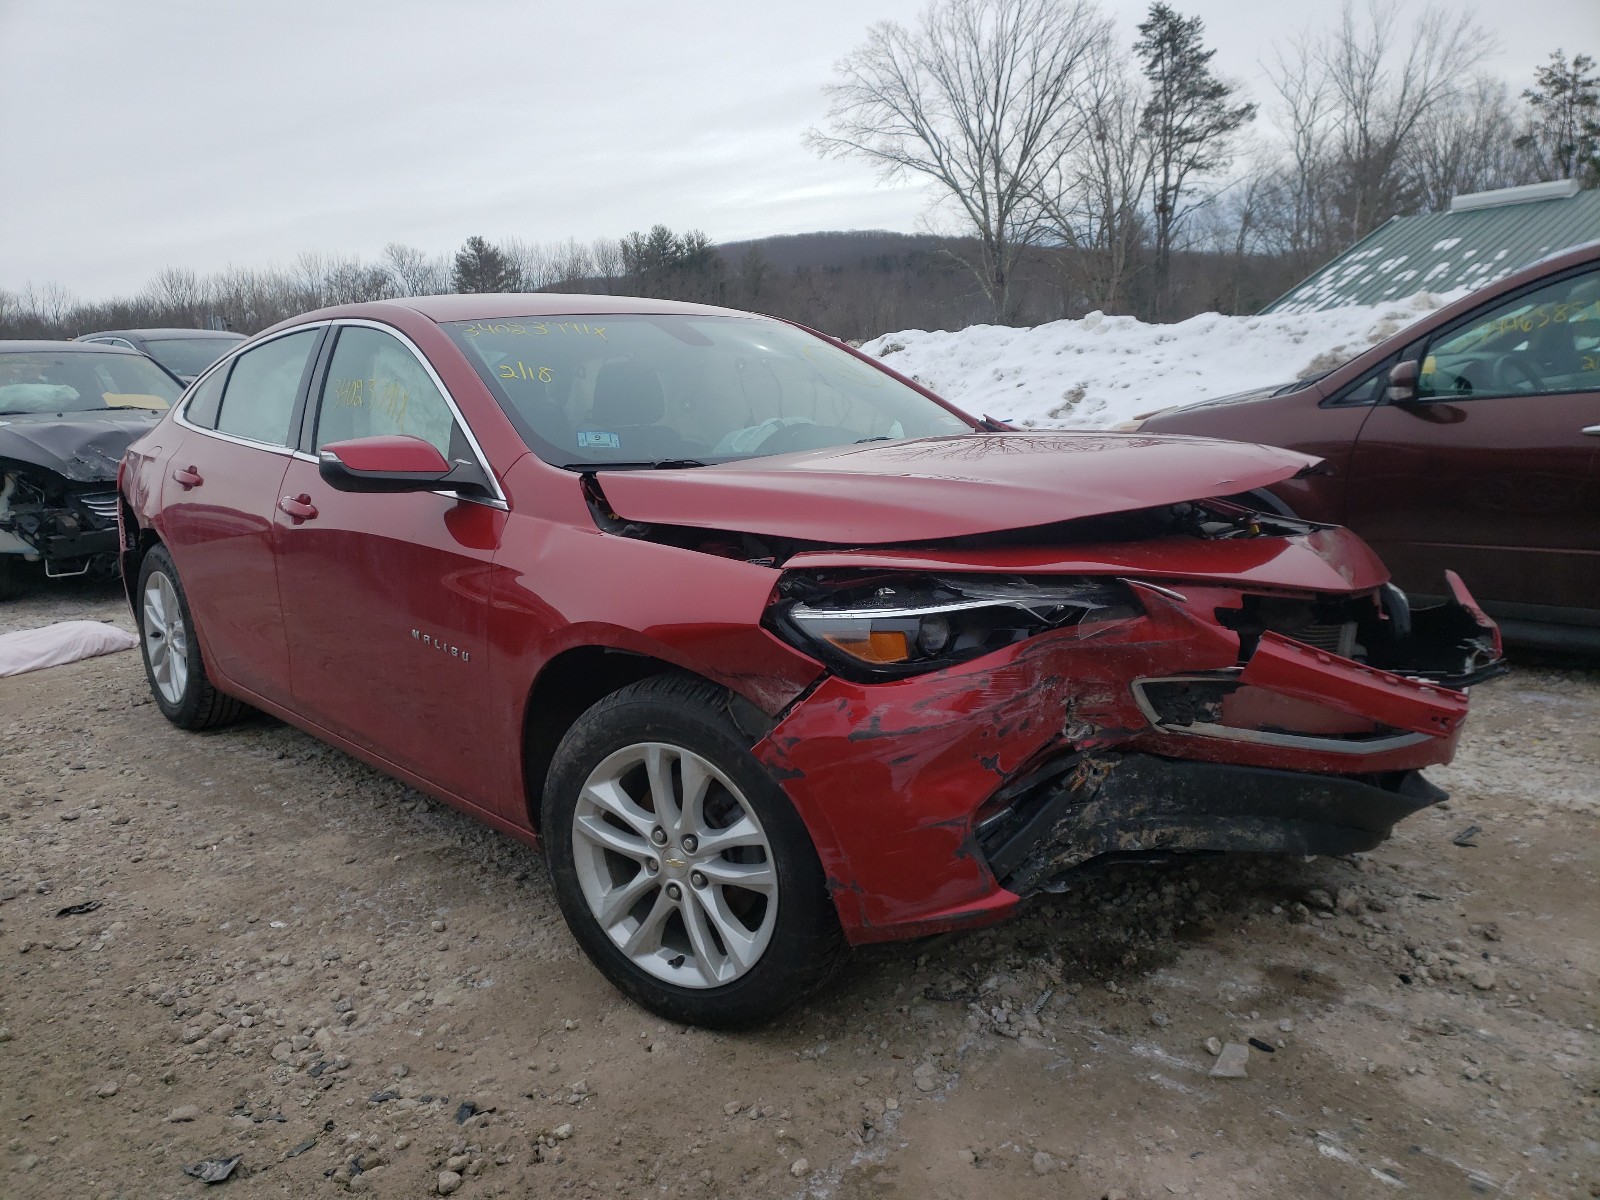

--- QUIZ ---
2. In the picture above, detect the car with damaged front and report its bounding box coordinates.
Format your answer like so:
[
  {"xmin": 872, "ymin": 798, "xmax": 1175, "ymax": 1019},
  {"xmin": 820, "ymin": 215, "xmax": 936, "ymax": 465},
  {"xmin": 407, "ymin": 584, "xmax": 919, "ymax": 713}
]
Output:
[
  {"xmin": 1, "ymin": 340, "xmax": 181, "ymax": 598},
  {"xmin": 117, "ymin": 295, "xmax": 1505, "ymax": 1027}
]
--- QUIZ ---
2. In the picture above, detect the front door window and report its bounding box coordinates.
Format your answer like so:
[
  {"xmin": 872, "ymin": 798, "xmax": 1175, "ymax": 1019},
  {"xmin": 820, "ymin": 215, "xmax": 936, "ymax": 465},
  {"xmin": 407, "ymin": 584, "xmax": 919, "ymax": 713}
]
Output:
[{"xmin": 1418, "ymin": 271, "xmax": 1600, "ymax": 400}]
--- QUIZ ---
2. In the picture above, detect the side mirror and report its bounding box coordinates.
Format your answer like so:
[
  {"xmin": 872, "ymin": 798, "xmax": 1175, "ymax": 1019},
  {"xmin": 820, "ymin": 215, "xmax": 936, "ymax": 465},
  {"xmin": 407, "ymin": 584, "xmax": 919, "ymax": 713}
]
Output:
[
  {"xmin": 318, "ymin": 435, "xmax": 491, "ymax": 496},
  {"xmin": 1385, "ymin": 360, "xmax": 1419, "ymax": 404}
]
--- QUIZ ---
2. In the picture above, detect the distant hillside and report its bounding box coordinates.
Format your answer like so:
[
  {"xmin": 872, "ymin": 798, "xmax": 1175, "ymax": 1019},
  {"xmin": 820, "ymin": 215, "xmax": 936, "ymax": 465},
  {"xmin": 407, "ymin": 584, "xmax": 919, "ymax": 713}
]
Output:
[{"xmin": 717, "ymin": 230, "xmax": 949, "ymax": 273}]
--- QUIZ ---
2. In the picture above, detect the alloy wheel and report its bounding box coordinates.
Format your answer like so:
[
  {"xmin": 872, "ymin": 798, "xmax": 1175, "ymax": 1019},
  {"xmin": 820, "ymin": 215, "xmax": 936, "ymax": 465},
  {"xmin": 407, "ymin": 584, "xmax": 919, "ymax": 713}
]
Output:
[
  {"xmin": 142, "ymin": 570, "xmax": 189, "ymax": 706},
  {"xmin": 571, "ymin": 742, "xmax": 778, "ymax": 988}
]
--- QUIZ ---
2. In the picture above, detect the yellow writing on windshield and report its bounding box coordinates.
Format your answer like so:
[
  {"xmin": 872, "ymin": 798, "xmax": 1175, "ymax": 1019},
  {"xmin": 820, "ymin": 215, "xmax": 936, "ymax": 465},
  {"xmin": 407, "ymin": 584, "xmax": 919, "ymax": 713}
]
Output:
[
  {"xmin": 458, "ymin": 321, "xmax": 606, "ymax": 340},
  {"xmin": 497, "ymin": 361, "xmax": 553, "ymax": 382}
]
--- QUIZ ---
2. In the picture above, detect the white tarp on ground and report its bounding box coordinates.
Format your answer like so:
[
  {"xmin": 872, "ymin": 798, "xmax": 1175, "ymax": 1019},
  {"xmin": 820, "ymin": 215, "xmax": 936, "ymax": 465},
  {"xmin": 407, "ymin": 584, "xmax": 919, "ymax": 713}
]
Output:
[
  {"xmin": 0, "ymin": 620, "xmax": 138, "ymax": 677},
  {"xmin": 860, "ymin": 291, "xmax": 1463, "ymax": 430}
]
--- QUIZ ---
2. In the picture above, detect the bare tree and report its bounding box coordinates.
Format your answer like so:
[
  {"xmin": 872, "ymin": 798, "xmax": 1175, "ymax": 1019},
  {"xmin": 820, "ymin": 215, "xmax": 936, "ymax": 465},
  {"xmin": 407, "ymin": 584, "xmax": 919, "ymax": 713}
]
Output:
[
  {"xmin": 589, "ymin": 237, "xmax": 625, "ymax": 292},
  {"xmin": 1261, "ymin": 32, "xmax": 1337, "ymax": 270},
  {"xmin": 1032, "ymin": 38, "xmax": 1152, "ymax": 313},
  {"xmin": 809, "ymin": 0, "xmax": 1109, "ymax": 322},
  {"xmin": 1321, "ymin": 1, "xmax": 1492, "ymax": 240},
  {"xmin": 383, "ymin": 243, "xmax": 449, "ymax": 296},
  {"xmin": 144, "ymin": 267, "xmax": 204, "ymax": 323},
  {"xmin": 1411, "ymin": 76, "xmax": 1537, "ymax": 210}
]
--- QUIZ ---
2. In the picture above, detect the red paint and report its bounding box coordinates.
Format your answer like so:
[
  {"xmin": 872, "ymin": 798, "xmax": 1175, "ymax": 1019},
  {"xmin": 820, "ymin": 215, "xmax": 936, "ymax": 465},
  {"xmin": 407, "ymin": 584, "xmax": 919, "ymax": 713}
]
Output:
[
  {"xmin": 782, "ymin": 523, "xmax": 1392, "ymax": 595},
  {"xmin": 119, "ymin": 294, "xmax": 1500, "ymax": 953},
  {"xmin": 320, "ymin": 434, "xmax": 450, "ymax": 474},
  {"xmin": 597, "ymin": 432, "xmax": 1318, "ymax": 545}
]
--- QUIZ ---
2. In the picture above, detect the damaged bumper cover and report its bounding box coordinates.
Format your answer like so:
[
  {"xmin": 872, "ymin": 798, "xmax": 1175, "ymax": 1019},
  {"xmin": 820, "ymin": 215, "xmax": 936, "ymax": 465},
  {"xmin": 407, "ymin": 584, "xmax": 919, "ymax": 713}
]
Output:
[
  {"xmin": 977, "ymin": 753, "xmax": 1447, "ymax": 897},
  {"xmin": 755, "ymin": 569, "xmax": 1501, "ymax": 945}
]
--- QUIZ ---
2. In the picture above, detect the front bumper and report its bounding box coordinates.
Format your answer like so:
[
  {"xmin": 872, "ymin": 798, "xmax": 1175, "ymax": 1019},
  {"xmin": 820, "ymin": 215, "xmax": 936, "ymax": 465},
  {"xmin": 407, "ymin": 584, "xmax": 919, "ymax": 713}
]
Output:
[
  {"xmin": 754, "ymin": 576, "xmax": 1500, "ymax": 945},
  {"xmin": 978, "ymin": 753, "xmax": 1446, "ymax": 897}
]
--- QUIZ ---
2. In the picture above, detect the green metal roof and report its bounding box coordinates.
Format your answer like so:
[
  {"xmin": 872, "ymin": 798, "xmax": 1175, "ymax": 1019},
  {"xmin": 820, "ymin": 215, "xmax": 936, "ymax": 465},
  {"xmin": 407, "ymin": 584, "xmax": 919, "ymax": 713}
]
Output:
[{"xmin": 1263, "ymin": 186, "xmax": 1600, "ymax": 314}]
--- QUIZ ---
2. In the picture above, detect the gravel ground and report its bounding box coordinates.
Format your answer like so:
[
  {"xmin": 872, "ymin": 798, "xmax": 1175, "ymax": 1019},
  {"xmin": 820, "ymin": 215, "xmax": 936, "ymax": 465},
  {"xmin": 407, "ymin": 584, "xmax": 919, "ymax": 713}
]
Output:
[{"xmin": 1, "ymin": 579, "xmax": 1596, "ymax": 1199}]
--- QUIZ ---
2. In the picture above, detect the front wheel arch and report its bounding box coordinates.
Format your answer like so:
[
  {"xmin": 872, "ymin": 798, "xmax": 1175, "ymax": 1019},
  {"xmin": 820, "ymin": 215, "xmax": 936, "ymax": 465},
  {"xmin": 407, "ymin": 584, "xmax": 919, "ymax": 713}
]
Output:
[{"xmin": 521, "ymin": 648, "xmax": 692, "ymax": 832}]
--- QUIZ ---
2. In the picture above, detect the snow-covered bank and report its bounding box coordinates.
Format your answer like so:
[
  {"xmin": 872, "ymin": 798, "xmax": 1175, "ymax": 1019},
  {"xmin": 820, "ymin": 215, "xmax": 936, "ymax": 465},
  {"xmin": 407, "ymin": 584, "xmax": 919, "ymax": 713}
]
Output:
[{"xmin": 860, "ymin": 292, "xmax": 1459, "ymax": 429}]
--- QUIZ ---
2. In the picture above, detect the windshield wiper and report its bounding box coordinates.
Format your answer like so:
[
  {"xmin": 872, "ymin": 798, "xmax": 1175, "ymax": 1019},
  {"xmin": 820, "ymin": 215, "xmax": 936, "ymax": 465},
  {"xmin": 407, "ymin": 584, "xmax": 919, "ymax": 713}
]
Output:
[{"xmin": 560, "ymin": 459, "xmax": 707, "ymax": 471}]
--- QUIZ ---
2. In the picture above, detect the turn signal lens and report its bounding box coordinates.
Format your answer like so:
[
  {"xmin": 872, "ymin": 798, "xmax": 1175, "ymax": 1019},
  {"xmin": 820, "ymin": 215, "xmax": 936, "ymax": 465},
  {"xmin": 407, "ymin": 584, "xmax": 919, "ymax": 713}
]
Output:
[{"xmin": 824, "ymin": 630, "xmax": 910, "ymax": 663}]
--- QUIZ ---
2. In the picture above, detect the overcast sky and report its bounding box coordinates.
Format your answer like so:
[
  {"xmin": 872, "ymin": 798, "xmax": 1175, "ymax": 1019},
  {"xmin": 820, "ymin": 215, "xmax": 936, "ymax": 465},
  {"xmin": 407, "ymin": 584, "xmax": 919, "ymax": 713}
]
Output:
[{"xmin": 1, "ymin": 0, "xmax": 1594, "ymax": 299}]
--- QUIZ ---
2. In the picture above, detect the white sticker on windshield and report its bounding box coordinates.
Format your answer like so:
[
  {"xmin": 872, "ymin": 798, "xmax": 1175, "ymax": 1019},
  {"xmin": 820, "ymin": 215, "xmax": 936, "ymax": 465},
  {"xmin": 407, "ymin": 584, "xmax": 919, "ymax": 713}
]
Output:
[{"xmin": 577, "ymin": 431, "xmax": 622, "ymax": 450}]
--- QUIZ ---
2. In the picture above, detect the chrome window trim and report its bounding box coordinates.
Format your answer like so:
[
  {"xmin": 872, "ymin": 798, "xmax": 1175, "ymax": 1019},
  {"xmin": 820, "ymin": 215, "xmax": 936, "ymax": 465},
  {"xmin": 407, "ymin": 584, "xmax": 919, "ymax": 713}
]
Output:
[
  {"xmin": 1130, "ymin": 673, "xmax": 1433, "ymax": 756},
  {"xmin": 172, "ymin": 323, "xmax": 332, "ymax": 457},
  {"xmin": 323, "ymin": 318, "xmax": 509, "ymax": 510}
]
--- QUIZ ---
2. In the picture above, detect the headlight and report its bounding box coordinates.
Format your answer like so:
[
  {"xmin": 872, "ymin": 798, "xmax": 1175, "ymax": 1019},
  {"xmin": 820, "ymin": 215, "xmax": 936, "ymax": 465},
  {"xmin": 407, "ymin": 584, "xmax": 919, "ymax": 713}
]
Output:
[{"xmin": 769, "ymin": 574, "xmax": 1142, "ymax": 679}]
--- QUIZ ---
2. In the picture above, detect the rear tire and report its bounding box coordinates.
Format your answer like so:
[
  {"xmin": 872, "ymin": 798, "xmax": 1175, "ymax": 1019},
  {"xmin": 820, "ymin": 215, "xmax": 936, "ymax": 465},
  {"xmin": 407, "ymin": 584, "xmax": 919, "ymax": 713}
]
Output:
[
  {"xmin": 135, "ymin": 544, "xmax": 244, "ymax": 730},
  {"xmin": 542, "ymin": 675, "xmax": 844, "ymax": 1027}
]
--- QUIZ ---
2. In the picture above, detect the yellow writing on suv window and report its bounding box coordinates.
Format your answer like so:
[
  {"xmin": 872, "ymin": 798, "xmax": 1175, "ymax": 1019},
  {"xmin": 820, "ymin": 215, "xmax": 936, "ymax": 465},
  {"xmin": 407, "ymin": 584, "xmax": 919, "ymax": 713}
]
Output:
[
  {"xmin": 497, "ymin": 361, "xmax": 553, "ymax": 383},
  {"xmin": 330, "ymin": 376, "xmax": 410, "ymax": 423},
  {"xmin": 1489, "ymin": 300, "xmax": 1600, "ymax": 335},
  {"xmin": 458, "ymin": 321, "xmax": 606, "ymax": 340}
]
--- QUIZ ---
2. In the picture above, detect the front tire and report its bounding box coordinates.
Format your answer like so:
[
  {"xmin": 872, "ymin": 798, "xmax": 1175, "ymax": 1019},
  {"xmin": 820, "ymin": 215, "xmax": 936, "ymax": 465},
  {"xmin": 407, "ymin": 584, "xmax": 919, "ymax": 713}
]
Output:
[
  {"xmin": 543, "ymin": 675, "xmax": 844, "ymax": 1027},
  {"xmin": 136, "ymin": 544, "xmax": 243, "ymax": 730}
]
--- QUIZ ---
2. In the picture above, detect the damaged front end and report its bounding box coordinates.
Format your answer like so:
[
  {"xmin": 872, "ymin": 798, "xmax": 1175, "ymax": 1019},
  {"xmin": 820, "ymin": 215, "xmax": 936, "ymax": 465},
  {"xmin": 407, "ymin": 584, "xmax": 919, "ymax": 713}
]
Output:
[
  {"xmin": 0, "ymin": 462, "xmax": 122, "ymax": 579},
  {"xmin": 752, "ymin": 504, "xmax": 1504, "ymax": 944},
  {"xmin": 0, "ymin": 408, "xmax": 161, "ymax": 589}
]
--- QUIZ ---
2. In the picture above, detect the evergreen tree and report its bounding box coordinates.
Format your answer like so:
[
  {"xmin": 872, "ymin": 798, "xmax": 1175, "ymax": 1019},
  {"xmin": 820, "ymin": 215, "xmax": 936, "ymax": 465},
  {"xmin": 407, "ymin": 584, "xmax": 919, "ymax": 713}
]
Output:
[
  {"xmin": 1515, "ymin": 50, "xmax": 1600, "ymax": 185},
  {"xmin": 618, "ymin": 225, "xmax": 726, "ymax": 301},
  {"xmin": 1134, "ymin": 3, "xmax": 1255, "ymax": 316},
  {"xmin": 451, "ymin": 236, "xmax": 517, "ymax": 294}
]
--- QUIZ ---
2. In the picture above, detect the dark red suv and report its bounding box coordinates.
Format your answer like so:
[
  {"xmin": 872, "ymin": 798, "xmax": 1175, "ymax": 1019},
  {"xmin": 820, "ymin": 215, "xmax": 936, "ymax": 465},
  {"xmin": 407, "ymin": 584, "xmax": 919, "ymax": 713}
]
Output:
[
  {"xmin": 1132, "ymin": 242, "xmax": 1600, "ymax": 652},
  {"xmin": 118, "ymin": 295, "xmax": 1502, "ymax": 1026}
]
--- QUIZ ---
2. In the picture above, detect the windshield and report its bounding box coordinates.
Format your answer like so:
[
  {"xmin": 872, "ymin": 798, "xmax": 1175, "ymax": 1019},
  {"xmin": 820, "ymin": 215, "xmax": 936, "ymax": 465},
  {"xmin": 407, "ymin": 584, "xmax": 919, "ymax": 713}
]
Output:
[
  {"xmin": 446, "ymin": 313, "xmax": 974, "ymax": 466},
  {"xmin": 0, "ymin": 351, "xmax": 181, "ymax": 414},
  {"xmin": 144, "ymin": 335, "xmax": 242, "ymax": 377}
]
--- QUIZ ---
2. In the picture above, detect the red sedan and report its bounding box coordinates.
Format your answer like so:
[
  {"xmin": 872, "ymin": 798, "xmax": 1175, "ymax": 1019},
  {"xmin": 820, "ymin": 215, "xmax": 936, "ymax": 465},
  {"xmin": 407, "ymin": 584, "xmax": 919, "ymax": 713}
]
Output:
[{"xmin": 118, "ymin": 295, "xmax": 1502, "ymax": 1026}]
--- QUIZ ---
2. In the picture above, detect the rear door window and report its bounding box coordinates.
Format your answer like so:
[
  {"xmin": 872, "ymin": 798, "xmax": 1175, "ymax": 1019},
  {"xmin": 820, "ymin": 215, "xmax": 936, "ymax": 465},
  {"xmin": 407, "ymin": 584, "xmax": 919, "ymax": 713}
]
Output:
[
  {"xmin": 214, "ymin": 330, "xmax": 320, "ymax": 447},
  {"xmin": 184, "ymin": 366, "xmax": 228, "ymax": 429}
]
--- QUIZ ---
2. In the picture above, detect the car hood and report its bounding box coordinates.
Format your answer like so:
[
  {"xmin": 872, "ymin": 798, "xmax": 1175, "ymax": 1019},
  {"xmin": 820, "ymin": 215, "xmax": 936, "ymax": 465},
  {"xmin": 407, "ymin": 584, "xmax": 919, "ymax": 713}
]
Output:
[
  {"xmin": 1140, "ymin": 382, "xmax": 1292, "ymax": 425},
  {"xmin": 596, "ymin": 432, "xmax": 1320, "ymax": 545},
  {"xmin": 0, "ymin": 409, "xmax": 164, "ymax": 482}
]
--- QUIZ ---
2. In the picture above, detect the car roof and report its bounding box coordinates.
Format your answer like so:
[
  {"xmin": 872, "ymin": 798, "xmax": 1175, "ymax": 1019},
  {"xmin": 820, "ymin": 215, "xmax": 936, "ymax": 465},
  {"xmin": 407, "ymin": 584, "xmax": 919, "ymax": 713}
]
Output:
[
  {"xmin": 77, "ymin": 328, "xmax": 245, "ymax": 340},
  {"xmin": 285, "ymin": 293, "xmax": 762, "ymax": 326},
  {"xmin": 0, "ymin": 339, "xmax": 150, "ymax": 355}
]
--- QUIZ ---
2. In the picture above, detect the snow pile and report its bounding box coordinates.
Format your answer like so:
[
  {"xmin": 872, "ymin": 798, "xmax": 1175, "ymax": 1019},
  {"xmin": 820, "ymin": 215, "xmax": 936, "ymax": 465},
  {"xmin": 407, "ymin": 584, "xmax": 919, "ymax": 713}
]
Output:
[{"xmin": 861, "ymin": 291, "xmax": 1459, "ymax": 429}]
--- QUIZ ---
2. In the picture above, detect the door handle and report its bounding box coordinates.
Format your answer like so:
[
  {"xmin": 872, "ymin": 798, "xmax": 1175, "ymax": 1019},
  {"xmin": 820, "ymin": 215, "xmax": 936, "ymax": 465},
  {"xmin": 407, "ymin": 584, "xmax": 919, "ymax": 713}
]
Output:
[
  {"xmin": 1583, "ymin": 425, "xmax": 1600, "ymax": 437},
  {"xmin": 171, "ymin": 466, "xmax": 203, "ymax": 489},
  {"xmin": 277, "ymin": 494, "xmax": 319, "ymax": 522}
]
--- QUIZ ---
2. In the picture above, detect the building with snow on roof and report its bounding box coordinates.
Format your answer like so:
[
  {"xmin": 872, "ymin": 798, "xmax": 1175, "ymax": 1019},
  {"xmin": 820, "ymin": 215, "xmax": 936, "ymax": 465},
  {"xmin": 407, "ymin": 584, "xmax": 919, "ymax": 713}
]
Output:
[{"xmin": 1263, "ymin": 180, "xmax": 1599, "ymax": 315}]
